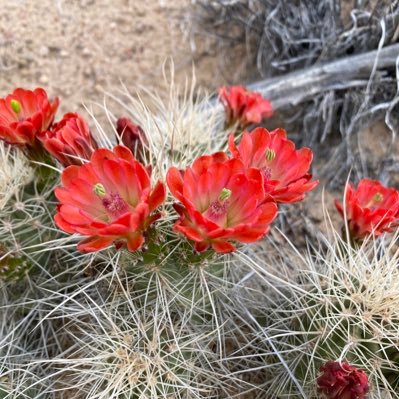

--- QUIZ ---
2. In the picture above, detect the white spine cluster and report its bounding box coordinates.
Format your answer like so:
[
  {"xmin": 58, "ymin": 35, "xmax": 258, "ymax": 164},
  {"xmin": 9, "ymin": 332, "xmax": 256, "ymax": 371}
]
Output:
[
  {"xmin": 0, "ymin": 143, "xmax": 33, "ymax": 210},
  {"xmin": 236, "ymin": 227, "xmax": 399, "ymax": 398}
]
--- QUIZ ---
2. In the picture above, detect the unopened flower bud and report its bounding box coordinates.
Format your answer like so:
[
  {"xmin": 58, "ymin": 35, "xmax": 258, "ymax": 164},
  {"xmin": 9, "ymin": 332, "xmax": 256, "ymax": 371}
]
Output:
[
  {"xmin": 116, "ymin": 117, "xmax": 147, "ymax": 160},
  {"xmin": 317, "ymin": 360, "xmax": 369, "ymax": 399}
]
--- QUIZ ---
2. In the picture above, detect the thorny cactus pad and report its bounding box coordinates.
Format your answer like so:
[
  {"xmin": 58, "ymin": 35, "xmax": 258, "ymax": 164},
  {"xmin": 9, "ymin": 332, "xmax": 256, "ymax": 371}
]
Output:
[
  {"xmin": 0, "ymin": 82, "xmax": 396, "ymax": 399},
  {"xmin": 251, "ymin": 230, "xmax": 399, "ymax": 398}
]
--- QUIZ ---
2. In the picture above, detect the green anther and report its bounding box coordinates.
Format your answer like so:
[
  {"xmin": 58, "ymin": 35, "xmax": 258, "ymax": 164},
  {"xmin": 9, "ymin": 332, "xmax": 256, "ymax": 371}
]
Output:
[
  {"xmin": 265, "ymin": 148, "xmax": 276, "ymax": 162},
  {"xmin": 219, "ymin": 188, "xmax": 232, "ymax": 201},
  {"xmin": 373, "ymin": 192, "xmax": 383, "ymax": 203},
  {"xmin": 10, "ymin": 99, "xmax": 21, "ymax": 114},
  {"xmin": 93, "ymin": 183, "xmax": 106, "ymax": 197}
]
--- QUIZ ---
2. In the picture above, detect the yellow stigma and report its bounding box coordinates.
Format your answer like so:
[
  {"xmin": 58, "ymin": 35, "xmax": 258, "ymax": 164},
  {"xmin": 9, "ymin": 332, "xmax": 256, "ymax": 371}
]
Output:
[
  {"xmin": 93, "ymin": 183, "xmax": 106, "ymax": 197},
  {"xmin": 373, "ymin": 192, "xmax": 383, "ymax": 203},
  {"xmin": 10, "ymin": 99, "xmax": 21, "ymax": 114},
  {"xmin": 219, "ymin": 188, "xmax": 232, "ymax": 202},
  {"xmin": 265, "ymin": 148, "xmax": 276, "ymax": 162}
]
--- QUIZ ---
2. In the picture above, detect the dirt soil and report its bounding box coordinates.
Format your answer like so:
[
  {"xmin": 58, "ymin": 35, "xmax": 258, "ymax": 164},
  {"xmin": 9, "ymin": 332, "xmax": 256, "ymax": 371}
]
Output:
[{"xmin": 0, "ymin": 0, "xmax": 226, "ymax": 114}]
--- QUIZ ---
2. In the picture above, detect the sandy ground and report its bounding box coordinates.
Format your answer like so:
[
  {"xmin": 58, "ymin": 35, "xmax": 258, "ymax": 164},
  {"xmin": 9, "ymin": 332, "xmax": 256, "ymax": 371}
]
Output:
[{"xmin": 0, "ymin": 0, "xmax": 226, "ymax": 114}]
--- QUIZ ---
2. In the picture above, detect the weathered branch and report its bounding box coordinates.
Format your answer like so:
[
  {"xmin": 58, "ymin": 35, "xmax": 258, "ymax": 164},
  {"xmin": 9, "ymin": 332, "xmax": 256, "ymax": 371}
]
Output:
[{"xmin": 248, "ymin": 43, "xmax": 399, "ymax": 110}]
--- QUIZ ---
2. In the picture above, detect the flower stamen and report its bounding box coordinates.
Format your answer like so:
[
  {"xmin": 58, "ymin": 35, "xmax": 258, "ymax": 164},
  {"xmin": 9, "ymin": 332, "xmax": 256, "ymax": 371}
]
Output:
[
  {"xmin": 102, "ymin": 193, "xmax": 129, "ymax": 217},
  {"xmin": 265, "ymin": 148, "xmax": 275, "ymax": 162},
  {"xmin": 365, "ymin": 192, "xmax": 384, "ymax": 208},
  {"xmin": 208, "ymin": 200, "xmax": 228, "ymax": 217},
  {"xmin": 10, "ymin": 99, "xmax": 21, "ymax": 114},
  {"xmin": 93, "ymin": 183, "xmax": 106, "ymax": 197},
  {"xmin": 219, "ymin": 188, "xmax": 232, "ymax": 202},
  {"xmin": 261, "ymin": 167, "xmax": 272, "ymax": 181},
  {"xmin": 203, "ymin": 188, "xmax": 231, "ymax": 225},
  {"xmin": 373, "ymin": 192, "xmax": 383, "ymax": 203}
]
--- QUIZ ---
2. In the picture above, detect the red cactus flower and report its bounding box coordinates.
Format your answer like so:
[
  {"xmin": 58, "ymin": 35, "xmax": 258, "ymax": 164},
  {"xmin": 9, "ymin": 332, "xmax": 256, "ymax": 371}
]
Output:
[
  {"xmin": 0, "ymin": 88, "xmax": 59, "ymax": 145},
  {"xmin": 54, "ymin": 145, "xmax": 166, "ymax": 252},
  {"xmin": 166, "ymin": 152, "xmax": 278, "ymax": 253},
  {"xmin": 38, "ymin": 113, "xmax": 98, "ymax": 166},
  {"xmin": 228, "ymin": 127, "xmax": 318, "ymax": 203},
  {"xmin": 317, "ymin": 361, "xmax": 369, "ymax": 399},
  {"xmin": 116, "ymin": 117, "xmax": 147, "ymax": 156},
  {"xmin": 219, "ymin": 86, "xmax": 273, "ymax": 128},
  {"xmin": 335, "ymin": 179, "xmax": 399, "ymax": 241}
]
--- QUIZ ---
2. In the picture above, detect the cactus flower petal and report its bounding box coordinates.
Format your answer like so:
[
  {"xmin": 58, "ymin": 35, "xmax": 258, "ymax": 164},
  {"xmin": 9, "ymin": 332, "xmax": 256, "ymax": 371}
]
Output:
[
  {"xmin": 167, "ymin": 153, "xmax": 278, "ymax": 253},
  {"xmin": 55, "ymin": 145, "xmax": 166, "ymax": 253},
  {"xmin": 0, "ymin": 88, "xmax": 59, "ymax": 145},
  {"xmin": 39, "ymin": 113, "xmax": 98, "ymax": 166},
  {"xmin": 219, "ymin": 86, "xmax": 273, "ymax": 128},
  {"xmin": 229, "ymin": 127, "xmax": 318, "ymax": 203},
  {"xmin": 335, "ymin": 178, "xmax": 399, "ymax": 240}
]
